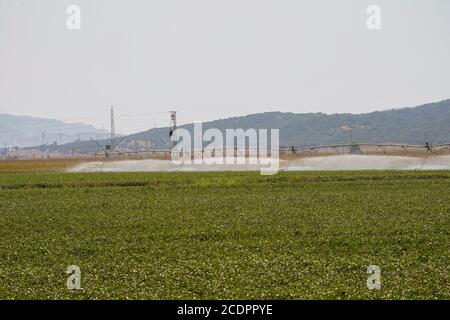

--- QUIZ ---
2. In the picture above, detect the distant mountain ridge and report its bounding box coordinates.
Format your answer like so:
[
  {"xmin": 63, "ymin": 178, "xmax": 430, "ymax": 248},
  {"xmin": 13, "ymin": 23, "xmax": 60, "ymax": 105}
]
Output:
[
  {"xmin": 28, "ymin": 99, "xmax": 450, "ymax": 153},
  {"xmin": 0, "ymin": 114, "xmax": 109, "ymax": 148}
]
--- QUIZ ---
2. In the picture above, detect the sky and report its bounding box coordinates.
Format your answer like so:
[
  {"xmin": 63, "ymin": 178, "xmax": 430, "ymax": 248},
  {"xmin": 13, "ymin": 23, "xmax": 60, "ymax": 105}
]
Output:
[{"xmin": 0, "ymin": 0, "xmax": 449, "ymax": 134}]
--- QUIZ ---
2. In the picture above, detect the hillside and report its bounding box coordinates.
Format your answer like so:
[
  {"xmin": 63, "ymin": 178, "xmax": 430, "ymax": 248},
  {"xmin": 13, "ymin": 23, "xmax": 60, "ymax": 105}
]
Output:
[
  {"xmin": 31, "ymin": 99, "xmax": 450, "ymax": 153},
  {"xmin": 0, "ymin": 114, "xmax": 109, "ymax": 148}
]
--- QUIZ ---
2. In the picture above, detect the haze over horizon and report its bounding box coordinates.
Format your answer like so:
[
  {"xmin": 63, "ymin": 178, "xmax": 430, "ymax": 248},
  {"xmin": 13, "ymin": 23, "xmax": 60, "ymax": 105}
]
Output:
[
  {"xmin": 1, "ymin": 0, "xmax": 450, "ymax": 133},
  {"xmin": 2, "ymin": 97, "xmax": 449, "ymax": 136}
]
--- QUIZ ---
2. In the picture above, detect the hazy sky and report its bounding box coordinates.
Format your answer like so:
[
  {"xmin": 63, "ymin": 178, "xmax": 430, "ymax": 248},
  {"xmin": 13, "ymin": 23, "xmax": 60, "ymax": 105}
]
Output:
[{"xmin": 1, "ymin": 0, "xmax": 449, "ymax": 133}]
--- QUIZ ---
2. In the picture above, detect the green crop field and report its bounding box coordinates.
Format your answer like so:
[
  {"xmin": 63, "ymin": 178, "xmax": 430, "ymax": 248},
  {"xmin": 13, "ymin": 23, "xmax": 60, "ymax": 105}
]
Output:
[{"xmin": 0, "ymin": 167, "xmax": 449, "ymax": 299}]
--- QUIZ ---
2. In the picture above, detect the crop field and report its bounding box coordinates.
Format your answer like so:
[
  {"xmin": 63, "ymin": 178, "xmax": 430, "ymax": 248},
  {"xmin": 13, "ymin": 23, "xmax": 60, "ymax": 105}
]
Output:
[
  {"xmin": 0, "ymin": 161, "xmax": 449, "ymax": 299},
  {"xmin": 0, "ymin": 159, "xmax": 84, "ymax": 173}
]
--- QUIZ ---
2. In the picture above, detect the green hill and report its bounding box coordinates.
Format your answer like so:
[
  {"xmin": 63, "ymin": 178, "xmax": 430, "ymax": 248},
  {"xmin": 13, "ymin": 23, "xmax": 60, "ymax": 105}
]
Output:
[{"xmin": 33, "ymin": 99, "xmax": 450, "ymax": 153}]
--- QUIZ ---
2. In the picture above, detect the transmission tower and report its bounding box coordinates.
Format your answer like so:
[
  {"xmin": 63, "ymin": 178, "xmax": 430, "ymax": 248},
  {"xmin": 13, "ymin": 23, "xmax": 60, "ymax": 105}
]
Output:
[
  {"xmin": 110, "ymin": 105, "xmax": 115, "ymax": 149},
  {"xmin": 41, "ymin": 130, "xmax": 46, "ymax": 145}
]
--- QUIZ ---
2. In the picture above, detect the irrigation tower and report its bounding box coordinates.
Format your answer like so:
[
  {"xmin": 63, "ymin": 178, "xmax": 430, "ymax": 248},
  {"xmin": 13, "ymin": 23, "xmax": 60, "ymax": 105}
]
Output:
[
  {"xmin": 104, "ymin": 105, "xmax": 116, "ymax": 157},
  {"xmin": 169, "ymin": 110, "xmax": 177, "ymax": 149}
]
